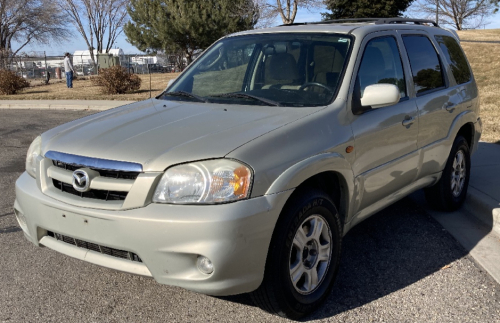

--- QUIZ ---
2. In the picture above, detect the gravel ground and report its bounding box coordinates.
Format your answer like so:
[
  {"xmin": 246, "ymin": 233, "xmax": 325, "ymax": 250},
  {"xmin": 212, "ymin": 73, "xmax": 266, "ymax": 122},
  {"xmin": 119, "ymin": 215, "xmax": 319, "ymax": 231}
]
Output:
[{"xmin": 1, "ymin": 109, "xmax": 500, "ymax": 323}]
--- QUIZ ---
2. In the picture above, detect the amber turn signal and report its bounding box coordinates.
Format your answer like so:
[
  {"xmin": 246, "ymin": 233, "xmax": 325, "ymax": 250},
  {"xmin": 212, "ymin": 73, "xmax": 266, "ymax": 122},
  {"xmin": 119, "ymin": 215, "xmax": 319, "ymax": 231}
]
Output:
[{"xmin": 233, "ymin": 166, "xmax": 251, "ymax": 197}]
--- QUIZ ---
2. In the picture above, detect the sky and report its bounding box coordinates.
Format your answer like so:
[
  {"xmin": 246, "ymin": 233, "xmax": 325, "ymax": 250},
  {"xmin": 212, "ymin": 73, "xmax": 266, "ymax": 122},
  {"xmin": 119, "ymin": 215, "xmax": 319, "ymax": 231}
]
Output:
[{"xmin": 15, "ymin": 4, "xmax": 500, "ymax": 56}]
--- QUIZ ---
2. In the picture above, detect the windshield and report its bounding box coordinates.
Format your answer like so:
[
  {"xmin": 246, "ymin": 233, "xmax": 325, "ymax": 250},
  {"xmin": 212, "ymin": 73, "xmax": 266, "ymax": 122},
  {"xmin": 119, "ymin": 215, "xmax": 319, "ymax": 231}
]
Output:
[{"xmin": 160, "ymin": 33, "xmax": 352, "ymax": 107}]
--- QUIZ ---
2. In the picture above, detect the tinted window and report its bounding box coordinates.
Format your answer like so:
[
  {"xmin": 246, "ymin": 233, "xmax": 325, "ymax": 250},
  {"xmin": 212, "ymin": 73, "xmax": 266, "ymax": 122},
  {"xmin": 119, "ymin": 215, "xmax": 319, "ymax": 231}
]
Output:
[
  {"xmin": 356, "ymin": 37, "xmax": 406, "ymax": 98},
  {"xmin": 435, "ymin": 35, "xmax": 471, "ymax": 85},
  {"xmin": 402, "ymin": 35, "xmax": 445, "ymax": 94}
]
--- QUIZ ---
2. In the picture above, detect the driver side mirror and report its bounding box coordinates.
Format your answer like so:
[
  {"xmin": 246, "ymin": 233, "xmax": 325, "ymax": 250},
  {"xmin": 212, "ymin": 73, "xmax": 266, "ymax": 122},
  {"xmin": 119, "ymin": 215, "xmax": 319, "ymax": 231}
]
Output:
[{"xmin": 360, "ymin": 84, "xmax": 401, "ymax": 109}]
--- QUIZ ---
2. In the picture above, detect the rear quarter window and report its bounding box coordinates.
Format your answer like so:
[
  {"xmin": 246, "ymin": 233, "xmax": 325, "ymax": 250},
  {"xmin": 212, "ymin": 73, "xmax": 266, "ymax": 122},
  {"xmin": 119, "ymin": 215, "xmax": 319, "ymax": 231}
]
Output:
[{"xmin": 435, "ymin": 35, "xmax": 472, "ymax": 85}]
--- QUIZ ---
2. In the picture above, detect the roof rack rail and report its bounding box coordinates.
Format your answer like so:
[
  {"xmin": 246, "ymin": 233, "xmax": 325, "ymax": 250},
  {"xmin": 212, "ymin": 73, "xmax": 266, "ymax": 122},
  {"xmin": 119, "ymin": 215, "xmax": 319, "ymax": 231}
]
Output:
[
  {"xmin": 375, "ymin": 18, "xmax": 439, "ymax": 26},
  {"xmin": 279, "ymin": 17, "xmax": 439, "ymax": 27},
  {"xmin": 279, "ymin": 18, "xmax": 379, "ymax": 26},
  {"xmin": 311, "ymin": 18, "xmax": 380, "ymax": 24}
]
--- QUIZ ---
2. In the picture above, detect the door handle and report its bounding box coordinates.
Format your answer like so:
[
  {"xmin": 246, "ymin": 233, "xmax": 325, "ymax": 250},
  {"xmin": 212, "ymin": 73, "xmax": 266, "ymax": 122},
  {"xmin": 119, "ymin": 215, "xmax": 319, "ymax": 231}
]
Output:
[
  {"xmin": 402, "ymin": 116, "xmax": 414, "ymax": 127},
  {"xmin": 444, "ymin": 102, "xmax": 455, "ymax": 111}
]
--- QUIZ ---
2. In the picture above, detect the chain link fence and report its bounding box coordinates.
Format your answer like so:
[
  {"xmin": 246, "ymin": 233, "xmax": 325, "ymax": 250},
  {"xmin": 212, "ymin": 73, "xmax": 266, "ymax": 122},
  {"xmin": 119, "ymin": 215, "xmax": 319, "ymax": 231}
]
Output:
[{"xmin": 0, "ymin": 52, "xmax": 186, "ymax": 81}]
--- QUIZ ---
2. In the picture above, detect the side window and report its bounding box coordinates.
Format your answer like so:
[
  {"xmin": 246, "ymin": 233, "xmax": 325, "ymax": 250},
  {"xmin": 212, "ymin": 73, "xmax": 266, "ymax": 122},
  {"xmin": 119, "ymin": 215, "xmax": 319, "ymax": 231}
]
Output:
[
  {"xmin": 402, "ymin": 35, "xmax": 445, "ymax": 94},
  {"xmin": 356, "ymin": 37, "xmax": 407, "ymax": 99},
  {"xmin": 435, "ymin": 35, "xmax": 471, "ymax": 85}
]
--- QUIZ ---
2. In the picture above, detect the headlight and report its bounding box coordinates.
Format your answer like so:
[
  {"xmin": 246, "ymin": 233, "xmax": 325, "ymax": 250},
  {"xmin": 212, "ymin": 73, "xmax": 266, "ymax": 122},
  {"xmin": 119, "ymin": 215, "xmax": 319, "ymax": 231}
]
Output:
[
  {"xmin": 153, "ymin": 159, "xmax": 252, "ymax": 204},
  {"xmin": 25, "ymin": 136, "xmax": 42, "ymax": 178}
]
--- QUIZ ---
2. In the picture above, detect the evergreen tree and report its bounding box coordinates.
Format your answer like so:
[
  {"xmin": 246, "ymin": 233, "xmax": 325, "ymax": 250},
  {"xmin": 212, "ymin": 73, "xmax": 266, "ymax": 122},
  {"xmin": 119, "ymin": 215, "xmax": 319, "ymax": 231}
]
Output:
[
  {"xmin": 124, "ymin": 0, "xmax": 258, "ymax": 63},
  {"xmin": 322, "ymin": 0, "xmax": 414, "ymax": 20}
]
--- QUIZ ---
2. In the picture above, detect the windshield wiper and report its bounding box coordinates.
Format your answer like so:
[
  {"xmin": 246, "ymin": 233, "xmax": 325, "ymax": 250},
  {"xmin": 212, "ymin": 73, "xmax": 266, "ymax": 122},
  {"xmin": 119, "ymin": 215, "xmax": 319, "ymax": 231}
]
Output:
[
  {"xmin": 164, "ymin": 91, "xmax": 208, "ymax": 103},
  {"xmin": 209, "ymin": 93, "xmax": 281, "ymax": 106}
]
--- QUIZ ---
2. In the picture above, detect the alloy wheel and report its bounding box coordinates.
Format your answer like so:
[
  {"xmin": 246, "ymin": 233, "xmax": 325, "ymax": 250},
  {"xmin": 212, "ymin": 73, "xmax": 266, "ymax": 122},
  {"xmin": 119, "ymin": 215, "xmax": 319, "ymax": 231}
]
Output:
[{"xmin": 289, "ymin": 215, "xmax": 332, "ymax": 295}]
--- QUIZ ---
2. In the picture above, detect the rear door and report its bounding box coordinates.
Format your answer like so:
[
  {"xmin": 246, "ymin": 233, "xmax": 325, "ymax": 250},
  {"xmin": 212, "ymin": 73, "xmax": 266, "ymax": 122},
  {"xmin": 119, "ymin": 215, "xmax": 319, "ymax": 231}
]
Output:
[{"xmin": 398, "ymin": 31, "xmax": 462, "ymax": 178}]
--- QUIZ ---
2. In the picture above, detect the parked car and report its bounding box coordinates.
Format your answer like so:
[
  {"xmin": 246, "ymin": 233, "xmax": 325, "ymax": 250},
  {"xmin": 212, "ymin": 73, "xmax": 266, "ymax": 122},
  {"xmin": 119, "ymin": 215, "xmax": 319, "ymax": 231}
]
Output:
[
  {"xmin": 21, "ymin": 71, "xmax": 35, "ymax": 79},
  {"xmin": 147, "ymin": 63, "xmax": 166, "ymax": 73},
  {"xmin": 15, "ymin": 18, "xmax": 481, "ymax": 319}
]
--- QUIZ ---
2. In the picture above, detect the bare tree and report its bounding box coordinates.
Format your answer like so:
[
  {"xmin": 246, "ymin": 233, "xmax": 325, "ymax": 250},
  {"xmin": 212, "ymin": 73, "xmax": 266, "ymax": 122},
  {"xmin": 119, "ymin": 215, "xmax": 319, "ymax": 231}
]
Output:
[
  {"xmin": 0, "ymin": 0, "xmax": 68, "ymax": 57},
  {"xmin": 254, "ymin": 0, "xmax": 325, "ymax": 26},
  {"xmin": 411, "ymin": 0, "xmax": 496, "ymax": 29},
  {"xmin": 59, "ymin": 0, "xmax": 128, "ymax": 67}
]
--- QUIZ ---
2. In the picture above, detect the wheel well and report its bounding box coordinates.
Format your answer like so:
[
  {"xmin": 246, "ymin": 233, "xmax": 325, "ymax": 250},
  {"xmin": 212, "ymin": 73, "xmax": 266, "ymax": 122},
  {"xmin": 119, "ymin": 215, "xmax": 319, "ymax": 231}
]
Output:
[
  {"xmin": 457, "ymin": 123, "xmax": 474, "ymax": 150},
  {"xmin": 288, "ymin": 171, "xmax": 348, "ymax": 226}
]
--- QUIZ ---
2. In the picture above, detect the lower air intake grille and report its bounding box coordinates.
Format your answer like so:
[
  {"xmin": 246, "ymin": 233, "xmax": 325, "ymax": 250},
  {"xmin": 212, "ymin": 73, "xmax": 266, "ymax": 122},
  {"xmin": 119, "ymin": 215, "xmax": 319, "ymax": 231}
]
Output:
[{"xmin": 47, "ymin": 231, "xmax": 142, "ymax": 263}]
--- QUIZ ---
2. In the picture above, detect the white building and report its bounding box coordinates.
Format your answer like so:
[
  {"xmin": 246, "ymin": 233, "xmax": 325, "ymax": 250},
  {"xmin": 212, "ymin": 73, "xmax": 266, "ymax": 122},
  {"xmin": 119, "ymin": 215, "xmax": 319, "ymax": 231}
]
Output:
[
  {"xmin": 131, "ymin": 56, "xmax": 158, "ymax": 65},
  {"xmin": 73, "ymin": 48, "xmax": 125, "ymax": 65}
]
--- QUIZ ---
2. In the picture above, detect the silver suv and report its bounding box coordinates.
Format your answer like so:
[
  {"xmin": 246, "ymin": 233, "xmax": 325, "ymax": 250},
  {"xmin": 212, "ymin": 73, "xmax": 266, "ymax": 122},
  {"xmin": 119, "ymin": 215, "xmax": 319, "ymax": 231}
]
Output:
[{"xmin": 15, "ymin": 18, "xmax": 481, "ymax": 319}]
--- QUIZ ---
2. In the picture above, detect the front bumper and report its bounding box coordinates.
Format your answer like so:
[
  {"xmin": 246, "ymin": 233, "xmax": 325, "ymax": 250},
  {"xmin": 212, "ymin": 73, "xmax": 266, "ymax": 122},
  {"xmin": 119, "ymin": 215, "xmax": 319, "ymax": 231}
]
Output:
[{"xmin": 14, "ymin": 172, "xmax": 292, "ymax": 296}]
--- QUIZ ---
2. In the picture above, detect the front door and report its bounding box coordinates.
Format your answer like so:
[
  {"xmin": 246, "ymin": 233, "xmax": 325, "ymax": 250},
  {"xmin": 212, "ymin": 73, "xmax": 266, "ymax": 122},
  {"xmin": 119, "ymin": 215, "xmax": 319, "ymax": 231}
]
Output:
[{"xmin": 349, "ymin": 32, "xmax": 419, "ymax": 213}]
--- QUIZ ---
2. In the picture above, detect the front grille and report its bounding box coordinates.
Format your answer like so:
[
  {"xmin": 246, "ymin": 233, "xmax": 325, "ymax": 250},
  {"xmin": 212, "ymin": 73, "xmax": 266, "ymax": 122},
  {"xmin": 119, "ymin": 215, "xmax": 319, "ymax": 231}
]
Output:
[
  {"xmin": 52, "ymin": 179, "xmax": 128, "ymax": 201},
  {"xmin": 47, "ymin": 231, "xmax": 142, "ymax": 262},
  {"xmin": 52, "ymin": 160, "xmax": 140, "ymax": 180}
]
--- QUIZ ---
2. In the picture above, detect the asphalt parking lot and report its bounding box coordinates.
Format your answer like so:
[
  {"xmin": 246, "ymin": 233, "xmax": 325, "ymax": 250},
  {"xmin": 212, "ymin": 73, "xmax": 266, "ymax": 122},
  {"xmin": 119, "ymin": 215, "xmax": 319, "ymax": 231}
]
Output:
[{"xmin": 1, "ymin": 109, "xmax": 500, "ymax": 323}]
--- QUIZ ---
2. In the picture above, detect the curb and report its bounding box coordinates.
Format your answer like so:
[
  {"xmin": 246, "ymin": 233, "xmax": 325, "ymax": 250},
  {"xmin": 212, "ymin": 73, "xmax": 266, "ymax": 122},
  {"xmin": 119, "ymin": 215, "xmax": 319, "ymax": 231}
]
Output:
[
  {"xmin": 464, "ymin": 186, "xmax": 500, "ymax": 236},
  {"xmin": 0, "ymin": 101, "xmax": 135, "ymax": 111}
]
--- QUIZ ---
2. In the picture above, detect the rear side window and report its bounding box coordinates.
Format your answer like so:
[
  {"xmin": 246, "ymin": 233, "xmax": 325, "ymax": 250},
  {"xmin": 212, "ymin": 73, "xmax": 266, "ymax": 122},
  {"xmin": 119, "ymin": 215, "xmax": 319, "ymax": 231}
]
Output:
[
  {"xmin": 435, "ymin": 35, "xmax": 471, "ymax": 85},
  {"xmin": 402, "ymin": 35, "xmax": 445, "ymax": 94}
]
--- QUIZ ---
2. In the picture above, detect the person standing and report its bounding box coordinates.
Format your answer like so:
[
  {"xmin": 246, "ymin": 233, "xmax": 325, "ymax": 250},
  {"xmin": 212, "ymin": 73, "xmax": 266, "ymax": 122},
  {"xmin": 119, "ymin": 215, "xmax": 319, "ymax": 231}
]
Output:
[{"xmin": 64, "ymin": 52, "xmax": 75, "ymax": 88}]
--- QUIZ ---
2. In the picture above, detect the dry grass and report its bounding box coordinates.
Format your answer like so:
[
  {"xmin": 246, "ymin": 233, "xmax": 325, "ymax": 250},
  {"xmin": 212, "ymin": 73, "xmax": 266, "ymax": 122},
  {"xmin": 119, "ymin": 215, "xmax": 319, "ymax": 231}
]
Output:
[
  {"xmin": 457, "ymin": 29, "xmax": 500, "ymax": 42},
  {"xmin": 0, "ymin": 73, "xmax": 180, "ymax": 101},
  {"xmin": 458, "ymin": 31, "xmax": 500, "ymax": 143}
]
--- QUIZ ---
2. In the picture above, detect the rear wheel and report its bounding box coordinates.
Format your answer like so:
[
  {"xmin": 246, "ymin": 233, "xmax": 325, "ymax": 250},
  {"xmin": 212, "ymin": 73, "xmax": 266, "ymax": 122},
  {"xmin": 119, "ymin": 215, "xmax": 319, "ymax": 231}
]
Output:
[
  {"xmin": 250, "ymin": 189, "xmax": 342, "ymax": 320},
  {"xmin": 425, "ymin": 135, "xmax": 471, "ymax": 211}
]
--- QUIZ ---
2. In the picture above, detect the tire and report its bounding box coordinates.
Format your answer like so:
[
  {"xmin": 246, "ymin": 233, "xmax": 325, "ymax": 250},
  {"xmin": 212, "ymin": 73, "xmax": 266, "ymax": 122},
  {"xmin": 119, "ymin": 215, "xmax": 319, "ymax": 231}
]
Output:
[
  {"xmin": 250, "ymin": 189, "xmax": 342, "ymax": 320},
  {"xmin": 424, "ymin": 135, "xmax": 471, "ymax": 211}
]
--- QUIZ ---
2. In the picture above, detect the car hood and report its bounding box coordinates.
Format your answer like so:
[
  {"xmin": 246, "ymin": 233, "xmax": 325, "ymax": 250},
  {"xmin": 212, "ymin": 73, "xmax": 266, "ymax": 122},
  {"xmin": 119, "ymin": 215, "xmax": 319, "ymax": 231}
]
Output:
[{"xmin": 42, "ymin": 99, "xmax": 319, "ymax": 171}]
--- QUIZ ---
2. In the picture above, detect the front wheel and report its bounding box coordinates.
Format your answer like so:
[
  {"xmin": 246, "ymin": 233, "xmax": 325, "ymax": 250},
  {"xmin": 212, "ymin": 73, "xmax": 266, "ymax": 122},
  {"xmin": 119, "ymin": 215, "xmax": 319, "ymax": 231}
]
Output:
[
  {"xmin": 250, "ymin": 189, "xmax": 342, "ymax": 320},
  {"xmin": 425, "ymin": 135, "xmax": 471, "ymax": 211}
]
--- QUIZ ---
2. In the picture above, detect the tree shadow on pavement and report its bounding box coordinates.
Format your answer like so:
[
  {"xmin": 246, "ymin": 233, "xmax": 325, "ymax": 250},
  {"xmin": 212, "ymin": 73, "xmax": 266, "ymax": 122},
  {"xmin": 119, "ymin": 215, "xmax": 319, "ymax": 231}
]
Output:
[
  {"xmin": 19, "ymin": 90, "xmax": 49, "ymax": 94},
  {"xmin": 307, "ymin": 196, "xmax": 469, "ymax": 320},
  {"xmin": 220, "ymin": 196, "xmax": 469, "ymax": 321},
  {"xmin": 134, "ymin": 89, "xmax": 162, "ymax": 94}
]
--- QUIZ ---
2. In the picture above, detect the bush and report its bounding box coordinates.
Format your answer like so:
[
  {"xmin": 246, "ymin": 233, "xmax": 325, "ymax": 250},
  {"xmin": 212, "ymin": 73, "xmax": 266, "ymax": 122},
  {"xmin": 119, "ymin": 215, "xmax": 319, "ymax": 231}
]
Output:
[
  {"xmin": 91, "ymin": 66, "xmax": 142, "ymax": 94},
  {"xmin": 0, "ymin": 69, "xmax": 30, "ymax": 95}
]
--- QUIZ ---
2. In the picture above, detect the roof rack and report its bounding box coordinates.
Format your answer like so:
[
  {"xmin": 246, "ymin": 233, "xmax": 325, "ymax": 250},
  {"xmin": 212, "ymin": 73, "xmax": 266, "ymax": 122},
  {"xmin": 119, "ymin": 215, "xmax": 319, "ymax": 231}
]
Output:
[
  {"xmin": 280, "ymin": 17, "xmax": 439, "ymax": 27},
  {"xmin": 312, "ymin": 18, "xmax": 380, "ymax": 25},
  {"xmin": 375, "ymin": 18, "xmax": 439, "ymax": 26}
]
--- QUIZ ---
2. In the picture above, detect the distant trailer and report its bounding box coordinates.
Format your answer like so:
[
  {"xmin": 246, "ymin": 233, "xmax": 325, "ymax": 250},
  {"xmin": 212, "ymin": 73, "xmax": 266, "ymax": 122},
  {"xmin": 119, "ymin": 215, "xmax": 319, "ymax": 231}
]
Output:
[{"xmin": 73, "ymin": 49, "xmax": 125, "ymax": 65}]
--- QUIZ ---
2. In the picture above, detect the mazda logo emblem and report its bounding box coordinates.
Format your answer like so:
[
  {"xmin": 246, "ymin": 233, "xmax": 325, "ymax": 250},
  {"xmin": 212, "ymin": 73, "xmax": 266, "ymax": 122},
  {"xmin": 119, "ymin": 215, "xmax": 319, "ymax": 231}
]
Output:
[{"xmin": 72, "ymin": 170, "xmax": 90, "ymax": 192}]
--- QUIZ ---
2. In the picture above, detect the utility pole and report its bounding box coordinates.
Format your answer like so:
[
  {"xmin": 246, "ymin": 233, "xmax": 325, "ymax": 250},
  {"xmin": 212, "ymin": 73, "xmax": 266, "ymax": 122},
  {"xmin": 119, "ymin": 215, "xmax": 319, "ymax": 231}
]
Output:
[
  {"xmin": 44, "ymin": 51, "xmax": 49, "ymax": 84},
  {"xmin": 436, "ymin": 0, "xmax": 439, "ymax": 25}
]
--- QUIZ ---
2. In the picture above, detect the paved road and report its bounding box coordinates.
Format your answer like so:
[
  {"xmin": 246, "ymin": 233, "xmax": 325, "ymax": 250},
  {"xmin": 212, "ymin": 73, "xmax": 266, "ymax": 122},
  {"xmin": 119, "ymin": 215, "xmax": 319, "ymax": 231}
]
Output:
[{"xmin": 1, "ymin": 109, "xmax": 500, "ymax": 323}]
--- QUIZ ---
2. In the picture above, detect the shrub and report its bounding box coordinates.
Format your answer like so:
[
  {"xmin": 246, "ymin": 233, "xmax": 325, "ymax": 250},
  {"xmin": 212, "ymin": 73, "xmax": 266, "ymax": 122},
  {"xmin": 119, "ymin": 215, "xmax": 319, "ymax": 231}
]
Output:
[
  {"xmin": 91, "ymin": 66, "xmax": 142, "ymax": 94},
  {"xmin": 0, "ymin": 69, "xmax": 30, "ymax": 95}
]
